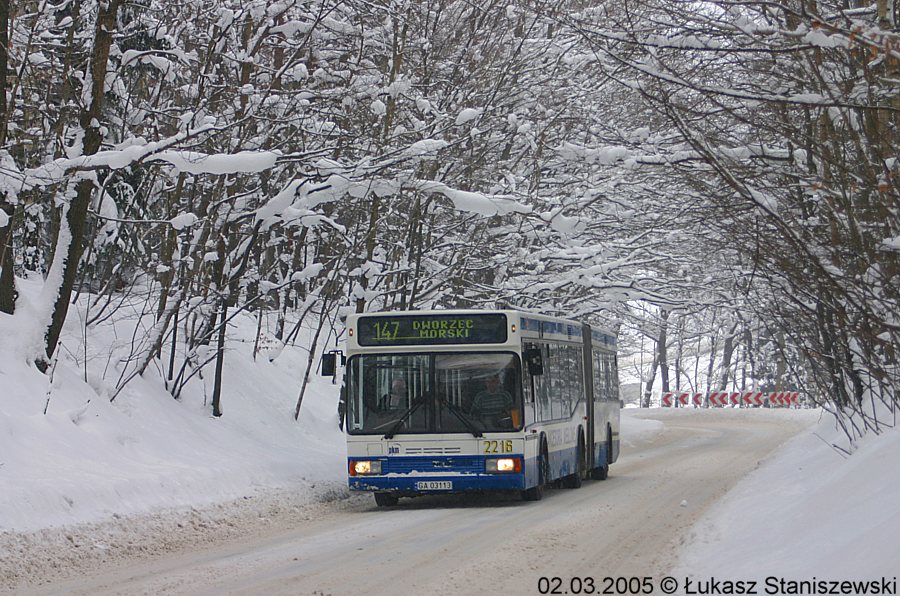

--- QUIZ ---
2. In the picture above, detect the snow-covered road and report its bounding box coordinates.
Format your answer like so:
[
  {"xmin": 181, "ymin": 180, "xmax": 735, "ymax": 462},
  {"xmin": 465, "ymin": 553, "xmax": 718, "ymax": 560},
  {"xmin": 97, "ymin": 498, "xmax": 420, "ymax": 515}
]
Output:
[{"xmin": 16, "ymin": 409, "xmax": 815, "ymax": 595}]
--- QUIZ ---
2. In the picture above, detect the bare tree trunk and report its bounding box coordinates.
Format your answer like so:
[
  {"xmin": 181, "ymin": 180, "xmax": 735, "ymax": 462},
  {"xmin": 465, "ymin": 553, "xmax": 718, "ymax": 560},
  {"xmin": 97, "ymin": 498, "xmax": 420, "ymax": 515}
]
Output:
[
  {"xmin": 704, "ymin": 332, "xmax": 718, "ymax": 402},
  {"xmin": 703, "ymin": 309, "xmax": 719, "ymax": 399},
  {"xmin": 718, "ymin": 323, "xmax": 739, "ymax": 390},
  {"xmin": 211, "ymin": 300, "xmax": 226, "ymax": 417},
  {"xmin": 0, "ymin": 205, "xmax": 14, "ymax": 316},
  {"xmin": 743, "ymin": 326, "xmax": 757, "ymax": 389},
  {"xmin": 673, "ymin": 315, "xmax": 684, "ymax": 392},
  {"xmin": 0, "ymin": 0, "xmax": 13, "ymax": 153},
  {"xmin": 43, "ymin": 0, "xmax": 120, "ymax": 364},
  {"xmin": 775, "ymin": 331, "xmax": 786, "ymax": 391},
  {"xmin": 642, "ymin": 350, "xmax": 658, "ymax": 408},
  {"xmin": 294, "ymin": 298, "xmax": 331, "ymax": 420},
  {"xmin": 0, "ymin": 0, "xmax": 7, "ymax": 144},
  {"xmin": 252, "ymin": 309, "xmax": 262, "ymax": 361},
  {"xmin": 208, "ymin": 214, "xmax": 237, "ymax": 416},
  {"xmin": 167, "ymin": 302, "xmax": 179, "ymax": 385},
  {"xmin": 658, "ymin": 309, "xmax": 670, "ymax": 395},
  {"xmin": 110, "ymin": 291, "xmax": 183, "ymax": 401},
  {"xmin": 693, "ymin": 333, "xmax": 701, "ymax": 394},
  {"xmin": 674, "ymin": 345, "xmax": 681, "ymax": 392},
  {"xmin": 0, "ymin": 0, "xmax": 15, "ymax": 315},
  {"xmin": 354, "ymin": 14, "xmax": 409, "ymax": 313},
  {"xmin": 355, "ymin": 197, "xmax": 379, "ymax": 314},
  {"xmin": 156, "ymin": 173, "xmax": 186, "ymax": 323}
]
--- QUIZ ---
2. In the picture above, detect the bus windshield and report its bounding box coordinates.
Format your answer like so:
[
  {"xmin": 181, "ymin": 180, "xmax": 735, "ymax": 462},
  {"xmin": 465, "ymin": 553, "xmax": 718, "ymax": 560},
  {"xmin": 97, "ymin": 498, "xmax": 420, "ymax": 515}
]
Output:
[{"xmin": 346, "ymin": 352, "xmax": 523, "ymax": 435}]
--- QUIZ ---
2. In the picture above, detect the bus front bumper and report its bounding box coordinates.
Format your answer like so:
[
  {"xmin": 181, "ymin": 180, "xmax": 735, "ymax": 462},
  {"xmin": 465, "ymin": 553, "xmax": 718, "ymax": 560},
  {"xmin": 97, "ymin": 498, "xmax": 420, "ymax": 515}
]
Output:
[
  {"xmin": 348, "ymin": 455, "xmax": 526, "ymax": 494},
  {"xmin": 349, "ymin": 473, "xmax": 525, "ymax": 494}
]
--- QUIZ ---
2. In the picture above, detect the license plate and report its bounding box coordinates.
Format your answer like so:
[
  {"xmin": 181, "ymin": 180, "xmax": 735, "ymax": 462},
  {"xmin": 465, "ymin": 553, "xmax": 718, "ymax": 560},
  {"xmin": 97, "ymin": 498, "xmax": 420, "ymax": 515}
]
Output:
[{"xmin": 416, "ymin": 481, "xmax": 453, "ymax": 491}]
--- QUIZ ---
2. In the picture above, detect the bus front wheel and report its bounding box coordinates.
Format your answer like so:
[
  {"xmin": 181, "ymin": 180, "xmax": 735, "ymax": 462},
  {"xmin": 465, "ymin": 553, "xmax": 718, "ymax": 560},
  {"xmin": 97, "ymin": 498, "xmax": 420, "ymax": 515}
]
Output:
[
  {"xmin": 591, "ymin": 464, "xmax": 609, "ymax": 480},
  {"xmin": 590, "ymin": 427, "xmax": 612, "ymax": 480},
  {"xmin": 374, "ymin": 492, "xmax": 398, "ymax": 507},
  {"xmin": 522, "ymin": 439, "xmax": 549, "ymax": 501},
  {"xmin": 563, "ymin": 434, "xmax": 585, "ymax": 489}
]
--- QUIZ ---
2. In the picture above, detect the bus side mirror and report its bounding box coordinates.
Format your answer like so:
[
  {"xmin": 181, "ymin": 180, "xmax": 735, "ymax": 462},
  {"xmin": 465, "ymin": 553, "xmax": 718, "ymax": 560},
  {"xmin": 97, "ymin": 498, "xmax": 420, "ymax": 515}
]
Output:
[
  {"xmin": 321, "ymin": 350, "xmax": 346, "ymax": 377},
  {"xmin": 321, "ymin": 353, "xmax": 336, "ymax": 377},
  {"xmin": 524, "ymin": 347, "xmax": 543, "ymax": 376}
]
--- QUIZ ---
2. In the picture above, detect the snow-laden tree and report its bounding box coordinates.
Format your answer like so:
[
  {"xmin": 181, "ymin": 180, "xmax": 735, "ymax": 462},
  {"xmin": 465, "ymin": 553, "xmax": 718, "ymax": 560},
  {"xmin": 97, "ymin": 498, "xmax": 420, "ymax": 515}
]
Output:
[
  {"xmin": 4, "ymin": 0, "xmax": 887, "ymax": 431},
  {"xmin": 566, "ymin": 0, "xmax": 899, "ymax": 435}
]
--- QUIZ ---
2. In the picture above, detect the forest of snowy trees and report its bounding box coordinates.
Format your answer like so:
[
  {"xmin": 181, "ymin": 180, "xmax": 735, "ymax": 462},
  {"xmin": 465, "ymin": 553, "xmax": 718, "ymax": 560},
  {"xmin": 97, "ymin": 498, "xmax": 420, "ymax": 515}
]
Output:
[{"xmin": 0, "ymin": 1, "xmax": 896, "ymax": 438}]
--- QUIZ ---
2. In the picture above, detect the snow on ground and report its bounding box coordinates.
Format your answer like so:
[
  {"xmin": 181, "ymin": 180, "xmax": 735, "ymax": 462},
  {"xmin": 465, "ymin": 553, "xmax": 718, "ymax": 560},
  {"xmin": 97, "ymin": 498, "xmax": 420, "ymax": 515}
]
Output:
[
  {"xmin": 0, "ymin": 338, "xmax": 347, "ymax": 533},
  {"xmin": 620, "ymin": 405, "xmax": 665, "ymax": 445},
  {"xmin": 1, "ymin": 276, "xmax": 347, "ymax": 536},
  {"xmin": 1, "ymin": 276, "xmax": 898, "ymax": 591},
  {"xmin": 672, "ymin": 406, "xmax": 900, "ymax": 585}
]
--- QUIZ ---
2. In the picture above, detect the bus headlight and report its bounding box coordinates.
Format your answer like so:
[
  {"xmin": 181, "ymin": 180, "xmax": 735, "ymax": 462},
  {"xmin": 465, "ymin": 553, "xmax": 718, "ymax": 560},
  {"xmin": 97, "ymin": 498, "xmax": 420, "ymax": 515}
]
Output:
[
  {"xmin": 485, "ymin": 457, "xmax": 521, "ymax": 473},
  {"xmin": 350, "ymin": 460, "xmax": 382, "ymax": 476}
]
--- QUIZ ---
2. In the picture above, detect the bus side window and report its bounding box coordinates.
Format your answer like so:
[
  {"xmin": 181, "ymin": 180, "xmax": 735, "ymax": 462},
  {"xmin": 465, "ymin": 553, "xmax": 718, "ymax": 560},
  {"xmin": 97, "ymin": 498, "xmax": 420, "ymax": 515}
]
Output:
[
  {"xmin": 571, "ymin": 344, "xmax": 584, "ymax": 412},
  {"xmin": 534, "ymin": 344, "xmax": 551, "ymax": 421},
  {"xmin": 523, "ymin": 364, "xmax": 535, "ymax": 404},
  {"xmin": 605, "ymin": 353, "xmax": 617, "ymax": 402},
  {"xmin": 547, "ymin": 344, "xmax": 562, "ymax": 420},
  {"xmin": 611, "ymin": 354, "xmax": 620, "ymax": 402},
  {"xmin": 523, "ymin": 343, "xmax": 537, "ymax": 404}
]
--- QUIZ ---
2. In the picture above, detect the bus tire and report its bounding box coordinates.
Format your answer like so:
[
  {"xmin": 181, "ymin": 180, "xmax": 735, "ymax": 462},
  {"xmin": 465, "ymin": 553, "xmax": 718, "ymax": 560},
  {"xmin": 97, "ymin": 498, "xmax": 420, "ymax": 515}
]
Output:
[
  {"xmin": 590, "ymin": 426, "xmax": 612, "ymax": 480},
  {"xmin": 523, "ymin": 438, "xmax": 549, "ymax": 501},
  {"xmin": 563, "ymin": 434, "xmax": 584, "ymax": 489},
  {"xmin": 607, "ymin": 424, "xmax": 614, "ymax": 465},
  {"xmin": 522, "ymin": 483, "xmax": 543, "ymax": 501},
  {"xmin": 374, "ymin": 492, "xmax": 398, "ymax": 507}
]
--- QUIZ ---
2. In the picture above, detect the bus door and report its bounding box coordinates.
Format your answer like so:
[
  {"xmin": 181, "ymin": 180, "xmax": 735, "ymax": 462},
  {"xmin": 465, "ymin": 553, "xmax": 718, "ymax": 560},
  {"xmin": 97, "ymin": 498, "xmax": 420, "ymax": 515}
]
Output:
[{"xmin": 581, "ymin": 323, "xmax": 595, "ymax": 471}]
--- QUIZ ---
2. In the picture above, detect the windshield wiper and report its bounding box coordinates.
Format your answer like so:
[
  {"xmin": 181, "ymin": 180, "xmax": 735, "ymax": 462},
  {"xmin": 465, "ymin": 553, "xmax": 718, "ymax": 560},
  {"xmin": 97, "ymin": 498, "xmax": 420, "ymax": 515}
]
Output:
[
  {"xmin": 383, "ymin": 397, "xmax": 425, "ymax": 439},
  {"xmin": 443, "ymin": 402, "xmax": 483, "ymax": 438},
  {"xmin": 383, "ymin": 397, "xmax": 485, "ymax": 439}
]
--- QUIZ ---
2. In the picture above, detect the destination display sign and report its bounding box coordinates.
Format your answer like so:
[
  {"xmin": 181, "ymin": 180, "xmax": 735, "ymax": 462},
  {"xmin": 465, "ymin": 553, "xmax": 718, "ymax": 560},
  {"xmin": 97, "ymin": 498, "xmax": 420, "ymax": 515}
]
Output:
[{"xmin": 357, "ymin": 313, "xmax": 508, "ymax": 346}]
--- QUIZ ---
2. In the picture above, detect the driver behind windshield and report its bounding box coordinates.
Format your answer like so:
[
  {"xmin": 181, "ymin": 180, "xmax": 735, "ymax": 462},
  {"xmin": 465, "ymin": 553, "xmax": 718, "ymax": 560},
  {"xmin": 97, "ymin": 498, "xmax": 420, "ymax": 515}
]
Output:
[{"xmin": 470, "ymin": 373, "xmax": 513, "ymax": 426}]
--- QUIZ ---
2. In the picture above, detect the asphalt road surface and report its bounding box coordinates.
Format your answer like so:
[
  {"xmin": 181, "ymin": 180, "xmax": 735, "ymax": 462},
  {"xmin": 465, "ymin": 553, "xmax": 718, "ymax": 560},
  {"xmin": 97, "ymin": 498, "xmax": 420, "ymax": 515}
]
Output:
[{"xmin": 30, "ymin": 408, "xmax": 815, "ymax": 595}]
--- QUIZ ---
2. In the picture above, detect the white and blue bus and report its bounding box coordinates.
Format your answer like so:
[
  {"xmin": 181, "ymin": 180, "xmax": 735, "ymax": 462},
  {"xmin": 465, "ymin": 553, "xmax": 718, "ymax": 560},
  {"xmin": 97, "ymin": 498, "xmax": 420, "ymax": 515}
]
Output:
[{"xmin": 335, "ymin": 310, "xmax": 620, "ymax": 506}]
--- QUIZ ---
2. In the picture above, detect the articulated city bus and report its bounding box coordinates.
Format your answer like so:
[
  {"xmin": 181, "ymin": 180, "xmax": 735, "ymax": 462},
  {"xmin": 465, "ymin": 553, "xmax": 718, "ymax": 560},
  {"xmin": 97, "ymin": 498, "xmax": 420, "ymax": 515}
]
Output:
[{"xmin": 334, "ymin": 310, "xmax": 620, "ymax": 506}]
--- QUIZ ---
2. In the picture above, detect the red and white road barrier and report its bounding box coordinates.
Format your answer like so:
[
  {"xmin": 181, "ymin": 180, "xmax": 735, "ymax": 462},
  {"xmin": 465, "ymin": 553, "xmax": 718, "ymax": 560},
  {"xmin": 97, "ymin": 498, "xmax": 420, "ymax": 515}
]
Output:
[
  {"xmin": 661, "ymin": 391, "xmax": 801, "ymax": 407},
  {"xmin": 707, "ymin": 391, "xmax": 729, "ymax": 406},
  {"xmin": 660, "ymin": 392, "xmax": 690, "ymax": 406},
  {"xmin": 768, "ymin": 391, "xmax": 800, "ymax": 406},
  {"xmin": 741, "ymin": 392, "xmax": 765, "ymax": 406}
]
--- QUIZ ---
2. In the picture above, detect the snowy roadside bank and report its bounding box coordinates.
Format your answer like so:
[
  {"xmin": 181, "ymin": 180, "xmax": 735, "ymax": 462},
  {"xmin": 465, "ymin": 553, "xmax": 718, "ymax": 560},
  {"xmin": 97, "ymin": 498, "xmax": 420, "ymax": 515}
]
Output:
[
  {"xmin": 671, "ymin": 407, "xmax": 900, "ymax": 584},
  {"xmin": 1, "ymin": 483, "xmax": 351, "ymax": 592},
  {"xmin": 1, "ymin": 279, "xmax": 354, "ymax": 592},
  {"xmin": 1, "ymin": 280, "xmax": 348, "ymax": 535},
  {"xmin": 0, "ymin": 367, "xmax": 345, "ymax": 534}
]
